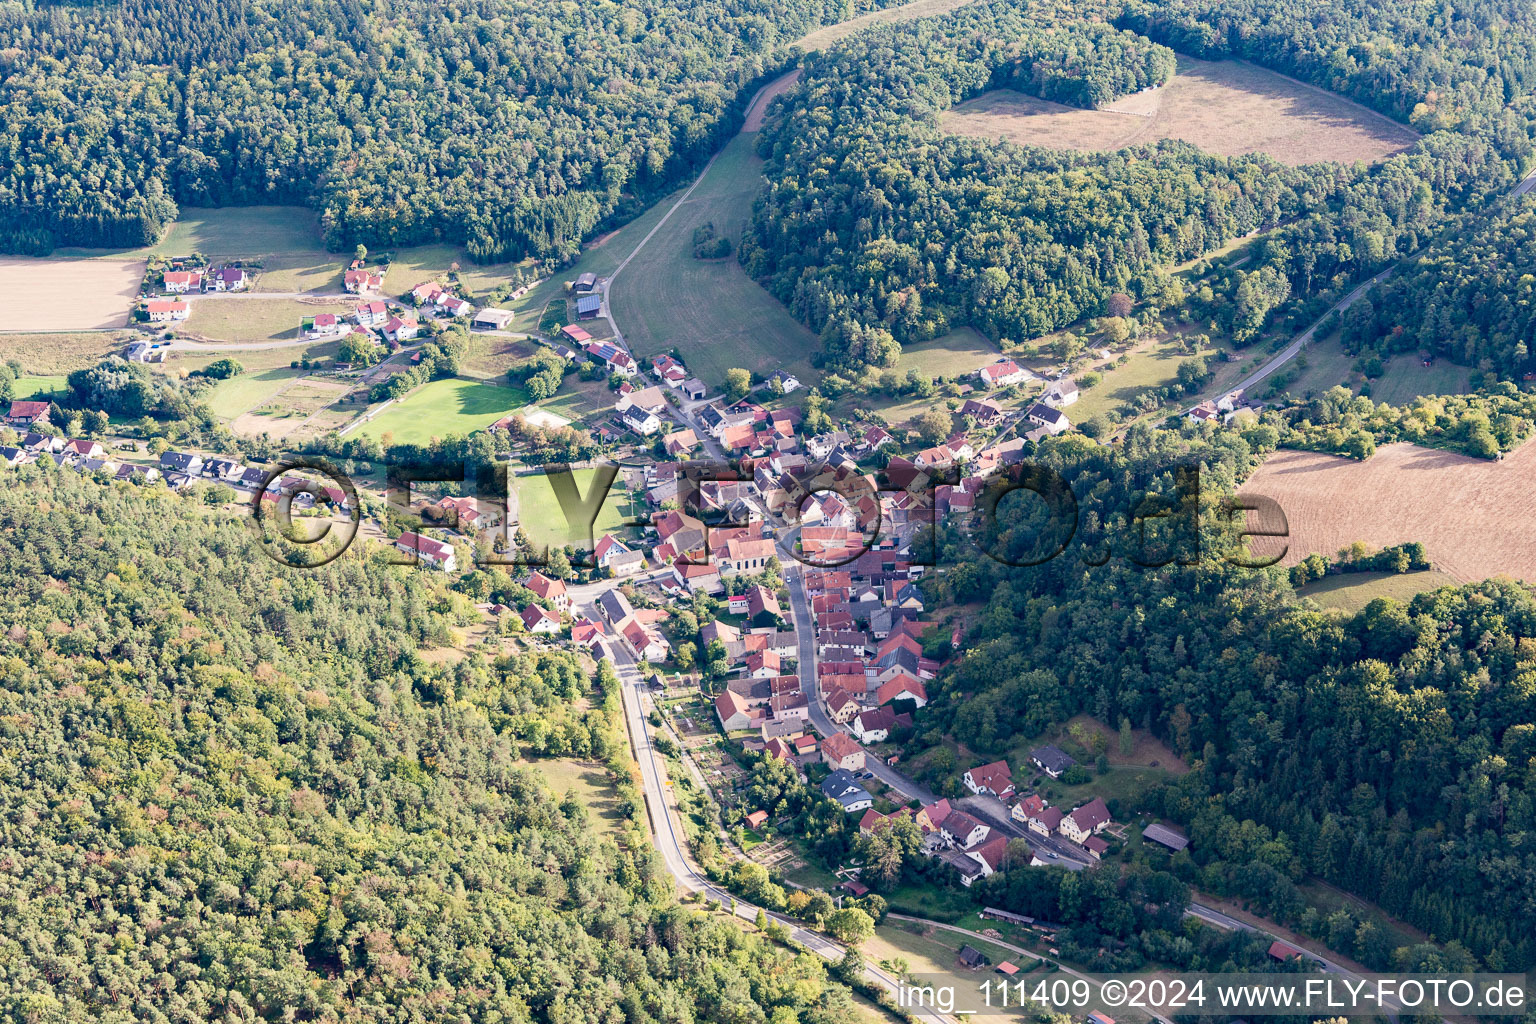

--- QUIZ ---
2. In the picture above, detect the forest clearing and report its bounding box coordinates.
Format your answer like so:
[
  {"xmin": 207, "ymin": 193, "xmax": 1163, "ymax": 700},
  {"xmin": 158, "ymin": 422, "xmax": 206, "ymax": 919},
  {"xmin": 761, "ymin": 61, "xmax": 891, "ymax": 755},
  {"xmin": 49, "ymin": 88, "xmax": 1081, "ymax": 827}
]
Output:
[{"xmin": 942, "ymin": 57, "xmax": 1419, "ymax": 165}]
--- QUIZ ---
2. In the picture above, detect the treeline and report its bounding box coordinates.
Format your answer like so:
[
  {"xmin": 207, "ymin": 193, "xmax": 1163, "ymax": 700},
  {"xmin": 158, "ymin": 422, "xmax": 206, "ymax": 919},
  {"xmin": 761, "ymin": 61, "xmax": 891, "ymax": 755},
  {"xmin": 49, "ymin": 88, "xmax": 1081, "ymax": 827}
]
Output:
[
  {"xmin": 1270, "ymin": 383, "xmax": 1536, "ymax": 460},
  {"xmin": 0, "ymin": 0, "xmax": 904, "ymax": 258},
  {"xmin": 0, "ymin": 464, "xmax": 869, "ymax": 1022},
  {"xmin": 914, "ymin": 424, "xmax": 1536, "ymax": 970}
]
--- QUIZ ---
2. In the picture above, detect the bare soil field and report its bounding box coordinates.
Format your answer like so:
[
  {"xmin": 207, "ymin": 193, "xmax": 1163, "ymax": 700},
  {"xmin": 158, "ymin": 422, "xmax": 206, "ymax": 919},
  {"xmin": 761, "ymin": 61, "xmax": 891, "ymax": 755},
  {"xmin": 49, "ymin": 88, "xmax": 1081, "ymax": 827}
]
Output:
[
  {"xmin": 942, "ymin": 58, "xmax": 1419, "ymax": 166},
  {"xmin": 1239, "ymin": 443, "xmax": 1536, "ymax": 583},
  {"xmin": 0, "ymin": 257, "xmax": 143, "ymax": 330}
]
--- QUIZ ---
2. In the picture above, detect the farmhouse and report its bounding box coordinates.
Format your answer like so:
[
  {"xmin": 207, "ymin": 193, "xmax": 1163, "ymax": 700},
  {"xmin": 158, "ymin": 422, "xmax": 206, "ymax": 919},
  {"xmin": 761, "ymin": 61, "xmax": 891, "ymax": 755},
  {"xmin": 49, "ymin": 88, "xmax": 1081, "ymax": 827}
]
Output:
[
  {"xmin": 145, "ymin": 300, "xmax": 191, "ymax": 322},
  {"xmin": 715, "ymin": 689, "xmax": 761, "ymax": 731},
  {"xmin": 5, "ymin": 401, "xmax": 51, "ymax": 427},
  {"xmin": 977, "ymin": 359, "xmax": 1030, "ymax": 388},
  {"xmin": 524, "ymin": 570, "xmax": 569, "ymax": 612},
  {"xmin": 394, "ymin": 531, "xmax": 457, "ymax": 571}
]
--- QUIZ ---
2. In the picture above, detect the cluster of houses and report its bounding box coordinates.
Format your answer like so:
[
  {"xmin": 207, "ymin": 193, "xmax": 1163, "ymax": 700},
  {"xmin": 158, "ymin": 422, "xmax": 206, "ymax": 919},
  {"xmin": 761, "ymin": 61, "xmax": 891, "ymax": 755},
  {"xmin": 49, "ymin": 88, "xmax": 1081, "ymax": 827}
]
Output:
[{"xmin": 1186, "ymin": 387, "xmax": 1261, "ymax": 426}]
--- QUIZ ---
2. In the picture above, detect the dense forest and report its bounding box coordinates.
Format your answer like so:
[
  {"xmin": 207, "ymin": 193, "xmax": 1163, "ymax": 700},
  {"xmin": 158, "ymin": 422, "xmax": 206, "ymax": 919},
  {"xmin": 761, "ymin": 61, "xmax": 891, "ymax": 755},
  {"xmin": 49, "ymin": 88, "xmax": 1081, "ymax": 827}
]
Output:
[
  {"xmin": 917, "ymin": 425, "xmax": 1536, "ymax": 972},
  {"xmin": 1267, "ymin": 383, "xmax": 1536, "ymax": 460},
  {"xmin": 0, "ymin": 465, "xmax": 865, "ymax": 1022},
  {"xmin": 0, "ymin": 0, "xmax": 903, "ymax": 257}
]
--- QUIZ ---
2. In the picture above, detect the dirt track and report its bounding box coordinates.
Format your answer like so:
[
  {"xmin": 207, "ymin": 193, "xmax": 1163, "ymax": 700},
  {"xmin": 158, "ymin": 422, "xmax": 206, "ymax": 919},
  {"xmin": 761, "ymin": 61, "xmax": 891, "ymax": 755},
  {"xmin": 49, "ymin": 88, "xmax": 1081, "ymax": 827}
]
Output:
[{"xmin": 1239, "ymin": 443, "xmax": 1536, "ymax": 583}]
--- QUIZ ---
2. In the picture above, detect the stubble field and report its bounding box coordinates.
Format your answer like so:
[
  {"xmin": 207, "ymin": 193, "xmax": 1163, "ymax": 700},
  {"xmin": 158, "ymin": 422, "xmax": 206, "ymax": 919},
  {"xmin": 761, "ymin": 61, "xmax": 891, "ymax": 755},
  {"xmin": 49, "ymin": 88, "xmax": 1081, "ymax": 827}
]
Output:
[
  {"xmin": 942, "ymin": 57, "xmax": 1419, "ymax": 166},
  {"xmin": 1239, "ymin": 443, "xmax": 1536, "ymax": 583},
  {"xmin": 0, "ymin": 258, "xmax": 143, "ymax": 331}
]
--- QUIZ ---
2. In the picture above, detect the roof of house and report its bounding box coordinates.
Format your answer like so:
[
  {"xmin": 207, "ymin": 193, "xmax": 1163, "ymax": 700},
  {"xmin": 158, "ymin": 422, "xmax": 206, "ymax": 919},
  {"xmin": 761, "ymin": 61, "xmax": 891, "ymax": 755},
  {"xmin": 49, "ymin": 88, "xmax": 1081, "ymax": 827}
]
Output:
[
  {"xmin": 396, "ymin": 531, "xmax": 454, "ymax": 561},
  {"xmin": 1027, "ymin": 403, "xmax": 1068, "ymax": 425},
  {"xmin": 520, "ymin": 604, "xmax": 559, "ymax": 630},
  {"xmin": 1031, "ymin": 807, "xmax": 1064, "ymax": 829},
  {"xmin": 1067, "ymin": 797, "xmax": 1111, "ymax": 833},
  {"xmin": 525, "ymin": 571, "xmax": 567, "ymax": 600},
  {"xmin": 7, "ymin": 400, "xmax": 50, "ymax": 419},
  {"xmin": 875, "ymin": 676, "xmax": 927, "ymax": 706},
  {"xmin": 1031, "ymin": 745, "xmax": 1076, "ymax": 773},
  {"xmin": 971, "ymin": 834, "xmax": 1010, "ymax": 870},
  {"xmin": 821, "ymin": 732, "xmax": 863, "ymax": 761},
  {"xmin": 941, "ymin": 809, "xmax": 987, "ymax": 838},
  {"xmin": 967, "ymin": 759, "xmax": 1013, "ymax": 793}
]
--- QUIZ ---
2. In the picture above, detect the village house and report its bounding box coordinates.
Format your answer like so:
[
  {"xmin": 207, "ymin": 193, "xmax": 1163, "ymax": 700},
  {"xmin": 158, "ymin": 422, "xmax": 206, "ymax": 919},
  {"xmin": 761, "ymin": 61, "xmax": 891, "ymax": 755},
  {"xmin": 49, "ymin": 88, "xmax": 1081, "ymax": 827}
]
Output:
[
  {"xmin": 621, "ymin": 617, "xmax": 669, "ymax": 662},
  {"xmin": 1011, "ymin": 794, "xmax": 1046, "ymax": 824},
  {"xmin": 958, "ymin": 397, "xmax": 1003, "ymax": 426},
  {"xmin": 714, "ymin": 689, "xmax": 761, "ymax": 732},
  {"xmin": 345, "ymin": 268, "xmax": 385, "ymax": 293},
  {"xmin": 394, "ymin": 531, "xmax": 457, "ymax": 571},
  {"xmin": 5, "ymin": 400, "xmax": 51, "ymax": 428},
  {"xmin": 821, "ymin": 732, "xmax": 866, "ymax": 772},
  {"xmin": 1026, "ymin": 403, "xmax": 1071, "ymax": 435},
  {"xmin": 1027, "ymin": 806, "xmax": 1064, "ymax": 837},
  {"xmin": 1059, "ymin": 797, "xmax": 1112, "ymax": 845},
  {"xmin": 354, "ymin": 300, "xmax": 389, "ymax": 327},
  {"xmin": 963, "ymin": 760, "xmax": 1015, "ymax": 799},
  {"xmin": 977, "ymin": 358, "xmax": 1030, "ymax": 389},
  {"xmin": 162, "ymin": 269, "xmax": 203, "ymax": 293},
  {"xmin": 210, "ymin": 267, "xmax": 248, "ymax": 292},
  {"xmin": 307, "ymin": 312, "xmax": 351, "ymax": 340},
  {"xmin": 1043, "ymin": 376, "xmax": 1079, "ymax": 408},
  {"xmin": 384, "ymin": 314, "xmax": 420, "ymax": 342},
  {"xmin": 822, "ymin": 686, "xmax": 862, "ymax": 723},
  {"xmin": 145, "ymin": 300, "xmax": 191, "ymax": 322},
  {"xmin": 1030, "ymin": 745, "xmax": 1076, "ymax": 778},
  {"xmin": 594, "ymin": 534, "xmax": 645, "ymax": 576},
  {"xmin": 915, "ymin": 799, "xmax": 951, "ymax": 834},
  {"xmin": 963, "ymin": 834, "xmax": 1010, "ymax": 884},
  {"xmin": 820, "ymin": 769, "xmax": 873, "ymax": 813},
  {"xmin": 940, "ymin": 809, "xmax": 991, "ymax": 850},
  {"xmin": 437, "ymin": 295, "xmax": 475, "ymax": 319},
  {"xmin": 63, "ymin": 439, "xmax": 107, "ymax": 461},
  {"xmin": 520, "ymin": 604, "xmax": 561, "ymax": 635},
  {"xmin": 524, "ymin": 570, "xmax": 570, "ymax": 612}
]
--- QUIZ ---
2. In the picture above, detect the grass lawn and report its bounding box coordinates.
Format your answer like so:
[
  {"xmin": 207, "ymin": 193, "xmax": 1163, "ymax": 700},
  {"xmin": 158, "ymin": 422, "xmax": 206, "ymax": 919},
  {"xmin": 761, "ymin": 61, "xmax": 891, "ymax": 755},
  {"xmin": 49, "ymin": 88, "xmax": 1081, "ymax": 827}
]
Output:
[
  {"xmin": 1297, "ymin": 569, "xmax": 1459, "ymax": 614},
  {"xmin": 60, "ymin": 206, "xmax": 325, "ymax": 259},
  {"xmin": 1070, "ymin": 334, "xmax": 1226, "ymax": 423},
  {"xmin": 13, "ymin": 374, "xmax": 68, "ymax": 399},
  {"xmin": 865, "ymin": 922, "xmax": 1027, "ymax": 1019},
  {"xmin": 536, "ymin": 375, "xmax": 614, "ymax": 424},
  {"xmin": 0, "ymin": 332, "xmax": 129, "ymax": 373},
  {"xmin": 184, "ymin": 297, "xmax": 356, "ymax": 343},
  {"xmin": 161, "ymin": 340, "xmax": 340, "ymax": 375},
  {"xmin": 512, "ymin": 467, "xmax": 637, "ymax": 552},
  {"xmin": 254, "ymin": 254, "xmax": 345, "ymax": 293},
  {"xmin": 381, "ymin": 244, "xmax": 533, "ymax": 300},
  {"xmin": 897, "ymin": 328, "xmax": 1001, "ymax": 380},
  {"xmin": 205, "ymin": 367, "xmax": 306, "ymax": 419},
  {"xmin": 522, "ymin": 759, "xmax": 626, "ymax": 839},
  {"xmin": 358, "ymin": 377, "xmax": 531, "ymax": 446},
  {"xmin": 459, "ymin": 333, "xmax": 539, "ymax": 380},
  {"xmin": 1273, "ymin": 335, "xmax": 1474, "ymax": 404},
  {"xmin": 607, "ymin": 135, "xmax": 821, "ymax": 386}
]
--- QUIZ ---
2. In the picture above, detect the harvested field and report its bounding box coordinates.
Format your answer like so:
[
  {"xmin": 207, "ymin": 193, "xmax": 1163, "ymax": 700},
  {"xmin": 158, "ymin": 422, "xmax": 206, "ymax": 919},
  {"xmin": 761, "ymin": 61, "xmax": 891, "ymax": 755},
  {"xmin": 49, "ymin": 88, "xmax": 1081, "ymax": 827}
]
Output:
[
  {"xmin": 1239, "ymin": 443, "xmax": 1536, "ymax": 583},
  {"xmin": 942, "ymin": 57, "xmax": 1419, "ymax": 166},
  {"xmin": 0, "ymin": 257, "xmax": 142, "ymax": 330}
]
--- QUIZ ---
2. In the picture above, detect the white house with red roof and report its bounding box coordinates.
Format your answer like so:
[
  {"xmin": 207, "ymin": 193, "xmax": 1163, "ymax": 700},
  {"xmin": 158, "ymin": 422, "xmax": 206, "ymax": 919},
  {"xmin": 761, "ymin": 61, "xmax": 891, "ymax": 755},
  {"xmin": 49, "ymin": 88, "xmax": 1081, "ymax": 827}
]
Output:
[
  {"xmin": 307, "ymin": 312, "xmax": 351, "ymax": 340},
  {"xmin": 210, "ymin": 267, "xmax": 248, "ymax": 292},
  {"xmin": 1060, "ymin": 797, "xmax": 1112, "ymax": 844},
  {"xmin": 622, "ymin": 618, "xmax": 669, "ymax": 662},
  {"xmin": 63, "ymin": 438, "xmax": 107, "ymax": 460},
  {"xmin": 875, "ymin": 676, "xmax": 927, "ymax": 708},
  {"xmin": 145, "ymin": 300, "xmax": 190, "ymax": 322},
  {"xmin": 353, "ymin": 300, "xmax": 388, "ymax": 327},
  {"xmin": 977, "ymin": 358, "xmax": 1030, "ymax": 389},
  {"xmin": 394, "ymin": 531, "xmax": 457, "ymax": 571},
  {"xmin": 411, "ymin": 281, "xmax": 446, "ymax": 305},
  {"xmin": 345, "ymin": 268, "xmax": 385, "ymax": 293},
  {"xmin": 384, "ymin": 315, "xmax": 420, "ymax": 342},
  {"xmin": 520, "ymin": 604, "xmax": 561, "ymax": 635},
  {"xmin": 962, "ymin": 834, "xmax": 1010, "ymax": 884},
  {"xmin": 524, "ymin": 571, "xmax": 569, "ymax": 612},
  {"xmin": 963, "ymin": 760, "xmax": 1015, "ymax": 799},
  {"xmin": 162, "ymin": 270, "xmax": 203, "ymax": 293},
  {"xmin": 821, "ymin": 732, "xmax": 866, "ymax": 772}
]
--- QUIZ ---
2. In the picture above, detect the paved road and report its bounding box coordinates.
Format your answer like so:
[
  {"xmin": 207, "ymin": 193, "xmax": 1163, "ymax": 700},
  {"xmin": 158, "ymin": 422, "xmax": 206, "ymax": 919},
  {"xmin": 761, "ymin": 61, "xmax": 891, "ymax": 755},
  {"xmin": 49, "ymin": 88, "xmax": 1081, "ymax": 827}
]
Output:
[{"xmin": 584, "ymin": 589, "xmax": 954, "ymax": 1023}]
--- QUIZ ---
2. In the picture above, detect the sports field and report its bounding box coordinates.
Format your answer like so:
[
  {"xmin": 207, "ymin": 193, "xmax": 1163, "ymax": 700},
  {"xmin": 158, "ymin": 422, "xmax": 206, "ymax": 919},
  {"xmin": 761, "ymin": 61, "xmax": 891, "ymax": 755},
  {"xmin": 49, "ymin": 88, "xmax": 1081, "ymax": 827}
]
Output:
[
  {"xmin": 943, "ymin": 57, "xmax": 1419, "ymax": 166},
  {"xmin": 0, "ymin": 257, "xmax": 143, "ymax": 330},
  {"xmin": 1240, "ymin": 442, "xmax": 1536, "ymax": 583},
  {"xmin": 357, "ymin": 377, "xmax": 531, "ymax": 446},
  {"xmin": 607, "ymin": 135, "xmax": 821, "ymax": 386}
]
